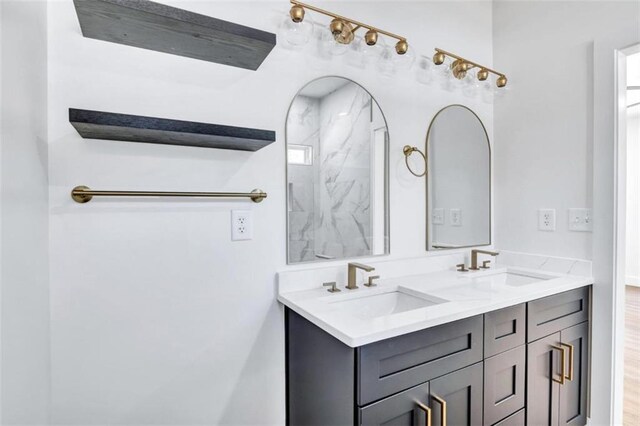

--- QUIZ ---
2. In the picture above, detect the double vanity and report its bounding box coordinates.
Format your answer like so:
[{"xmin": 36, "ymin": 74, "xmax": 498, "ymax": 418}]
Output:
[
  {"xmin": 282, "ymin": 75, "xmax": 592, "ymax": 425},
  {"xmin": 278, "ymin": 257, "xmax": 592, "ymax": 426}
]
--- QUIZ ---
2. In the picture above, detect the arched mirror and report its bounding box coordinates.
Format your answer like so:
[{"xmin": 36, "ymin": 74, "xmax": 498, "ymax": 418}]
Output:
[
  {"xmin": 426, "ymin": 105, "xmax": 491, "ymax": 250},
  {"xmin": 286, "ymin": 77, "xmax": 389, "ymax": 264}
]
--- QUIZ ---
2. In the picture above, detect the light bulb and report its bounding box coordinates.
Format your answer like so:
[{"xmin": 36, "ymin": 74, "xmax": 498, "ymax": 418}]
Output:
[
  {"xmin": 415, "ymin": 55, "xmax": 435, "ymax": 85},
  {"xmin": 376, "ymin": 46, "xmax": 398, "ymax": 78},
  {"xmin": 278, "ymin": 12, "xmax": 314, "ymax": 48}
]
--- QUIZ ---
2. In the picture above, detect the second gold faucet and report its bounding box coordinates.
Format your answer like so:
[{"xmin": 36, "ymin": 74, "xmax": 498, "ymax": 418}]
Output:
[{"xmin": 347, "ymin": 262, "xmax": 375, "ymax": 290}]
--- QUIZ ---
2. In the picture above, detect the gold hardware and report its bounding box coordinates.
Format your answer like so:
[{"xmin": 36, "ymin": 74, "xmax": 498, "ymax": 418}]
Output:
[
  {"xmin": 416, "ymin": 401, "xmax": 432, "ymax": 426},
  {"xmin": 552, "ymin": 345, "xmax": 567, "ymax": 385},
  {"xmin": 561, "ymin": 342, "xmax": 574, "ymax": 381},
  {"xmin": 364, "ymin": 29, "xmax": 378, "ymax": 46},
  {"xmin": 403, "ymin": 145, "xmax": 427, "ymax": 177},
  {"xmin": 288, "ymin": 1, "xmax": 408, "ymax": 54},
  {"xmin": 432, "ymin": 394, "xmax": 447, "ymax": 426},
  {"xmin": 365, "ymin": 275, "xmax": 380, "ymax": 287},
  {"xmin": 347, "ymin": 262, "xmax": 375, "ymax": 290},
  {"xmin": 290, "ymin": 4, "xmax": 305, "ymax": 22},
  {"xmin": 433, "ymin": 48, "xmax": 508, "ymax": 88},
  {"xmin": 456, "ymin": 263, "xmax": 468, "ymax": 272},
  {"xmin": 470, "ymin": 249, "xmax": 499, "ymax": 270},
  {"xmin": 395, "ymin": 40, "xmax": 409, "ymax": 55},
  {"xmin": 433, "ymin": 51, "xmax": 445, "ymax": 65},
  {"xmin": 323, "ymin": 282, "xmax": 341, "ymax": 293},
  {"xmin": 480, "ymin": 260, "xmax": 491, "ymax": 269},
  {"xmin": 71, "ymin": 186, "xmax": 267, "ymax": 204}
]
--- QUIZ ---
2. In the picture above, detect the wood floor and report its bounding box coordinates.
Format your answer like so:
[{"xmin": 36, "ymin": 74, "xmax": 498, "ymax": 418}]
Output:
[{"xmin": 625, "ymin": 285, "xmax": 640, "ymax": 426}]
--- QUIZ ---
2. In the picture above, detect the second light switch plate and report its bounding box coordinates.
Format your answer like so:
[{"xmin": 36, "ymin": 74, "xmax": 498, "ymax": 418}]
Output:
[{"xmin": 569, "ymin": 208, "xmax": 592, "ymax": 232}]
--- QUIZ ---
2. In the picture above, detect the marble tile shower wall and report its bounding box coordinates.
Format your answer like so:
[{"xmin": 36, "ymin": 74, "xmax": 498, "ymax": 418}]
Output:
[
  {"xmin": 288, "ymin": 84, "xmax": 380, "ymax": 262},
  {"xmin": 288, "ymin": 95, "xmax": 319, "ymax": 262}
]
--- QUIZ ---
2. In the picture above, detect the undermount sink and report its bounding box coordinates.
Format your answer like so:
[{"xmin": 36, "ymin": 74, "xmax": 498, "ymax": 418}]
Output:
[
  {"xmin": 328, "ymin": 290, "xmax": 447, "ymax": 319},
  {"xmin": 471, "ymin": 271, "xmax": 554, "ymax": 288}
]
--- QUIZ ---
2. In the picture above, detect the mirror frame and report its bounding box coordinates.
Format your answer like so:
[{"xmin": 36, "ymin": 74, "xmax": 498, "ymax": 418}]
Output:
[
  {"xmin": 425, "ymin": 104, "xmax": 492, "ymax": 251},
  {"xmin": 285, "ymin": 75, "xmax": 391, "ymax": 265}
]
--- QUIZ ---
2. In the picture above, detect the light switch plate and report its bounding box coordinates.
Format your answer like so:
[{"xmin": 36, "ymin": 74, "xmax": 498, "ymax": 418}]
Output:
[
  {"xmin": 569, "ymin": 208, "xmax": 592, "ymax": 232},
  {"xmin": 538, "ymin": 209, "xmax": 556, "ymax": 231},
  {"xmin": 450, "ymin": 209, "xmax": 462, "ymax": 226},
  {"xmin": 231, "ymin": 210, "xmax": 253, "ymax": 241},
  {"xmin": 432, "ymin": 208, "xmax": 444, "ymax": 225}
]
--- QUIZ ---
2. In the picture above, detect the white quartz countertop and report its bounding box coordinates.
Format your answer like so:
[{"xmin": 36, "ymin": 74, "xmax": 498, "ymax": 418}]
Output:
[{"xmin": 277, "ymin": 267, "xmax": 593, "ymax": 347}]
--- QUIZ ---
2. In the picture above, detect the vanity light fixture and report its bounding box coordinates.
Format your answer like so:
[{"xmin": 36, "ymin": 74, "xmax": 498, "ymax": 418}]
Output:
[
  {"xmin": 287, "ymin": 0, "xmax": 409, "ymax": 55},
  {"xmin": 432, "ymin": 48, "xmax": 508, "ymax": 88}
]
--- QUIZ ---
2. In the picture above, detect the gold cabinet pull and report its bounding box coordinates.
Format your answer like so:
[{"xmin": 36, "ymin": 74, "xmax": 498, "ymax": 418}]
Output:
[
  {"xmin": 416, "ymin": 401, "xmax": 432, "ymax": 426},
  {"xmin": 432, "ymin": 394, "xmax": 447, "ymax": 426},
  {"xmin": 561, "ymin": 342, "xmax": 574, "ymax": 381},
  {"xmin": 551, "ymin": 345, "xmax": 566, "ymax": 385}
]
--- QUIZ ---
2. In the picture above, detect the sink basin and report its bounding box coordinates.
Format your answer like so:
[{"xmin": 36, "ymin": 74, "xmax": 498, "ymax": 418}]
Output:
[
  {"xmin": 328, "ymin": 291, "xmax": 447, "ymax": 319},
  {"xmin": 471, "ymin": 271, "xmax": 554, "ymax": 288}
]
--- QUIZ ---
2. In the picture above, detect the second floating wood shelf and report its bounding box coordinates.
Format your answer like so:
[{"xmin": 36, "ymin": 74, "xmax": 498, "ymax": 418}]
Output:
[{"xmin": 69, "ymin": 108, "xmax": 276, "ymax": 152}]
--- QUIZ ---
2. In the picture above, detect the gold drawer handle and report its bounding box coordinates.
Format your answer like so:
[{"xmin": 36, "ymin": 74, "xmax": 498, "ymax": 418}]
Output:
[
  {"xmin": 432, "ymin": 394, "xmax": 447, "ymax": 426},
  {"xmin": 561, "ymin": 342, "xmax": 574, "ymax": 381},
  {"xmin": 551, "ymin": 344, "xmax": 566, "ymax": 385},
  {"xmin": 416, "ymin": 401, "xmax": 432, "ymax": 426}
]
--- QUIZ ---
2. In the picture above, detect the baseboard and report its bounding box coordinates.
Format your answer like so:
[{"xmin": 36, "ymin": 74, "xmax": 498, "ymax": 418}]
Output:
[{"xmin": 627, "ymin": 275, "xmax": 640, "ymax": 287}]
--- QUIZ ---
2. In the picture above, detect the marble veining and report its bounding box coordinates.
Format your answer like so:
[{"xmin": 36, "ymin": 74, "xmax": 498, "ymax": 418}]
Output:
[{"xmin": 287, "ymin": 81, "xmax": 385, "ymax": 262}]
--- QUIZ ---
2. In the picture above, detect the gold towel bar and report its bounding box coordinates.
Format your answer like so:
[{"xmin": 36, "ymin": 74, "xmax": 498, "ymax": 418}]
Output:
[{"xmin": 71, "ymin": 186, "xmax": 267, "ymax": 204}]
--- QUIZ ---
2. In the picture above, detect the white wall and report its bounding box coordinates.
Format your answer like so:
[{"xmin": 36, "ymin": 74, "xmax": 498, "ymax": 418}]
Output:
[
  {"xmin": 47, "ymin": 1, "xmax": 493, "ymax": 424},
  {"xmin": 0, "ymin": 0, "xmax": 50, "ymax": 423},
  {"xmin": 493, "ymin": 1, "xmax": 640, "ymax": 424},
  {"xmin": 627, "ymin": 107, "xmax": 640, "ymax": 286}
]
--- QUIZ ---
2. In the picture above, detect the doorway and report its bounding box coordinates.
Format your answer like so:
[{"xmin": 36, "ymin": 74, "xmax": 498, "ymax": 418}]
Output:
[{"xmin": 615, "ymin": 45, "xmax": 640, "ymax": 426}]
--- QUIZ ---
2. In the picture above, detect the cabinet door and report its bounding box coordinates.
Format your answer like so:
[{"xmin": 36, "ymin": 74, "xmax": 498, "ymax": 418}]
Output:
[
  {"xmin": 559, "ymin": 322, "xmax": 589, "ymax": 426},
  {"xmin": 429, "ymin": 362, "xmax": 483, "ymax": 426},
  {"xmin": 359, "ymin": 382, "xmax": 430, "ymax": 426},
  {"xmin": 527, "ymin": 333, "xmax": 562, "ymax": 426},
  {"xmin": 484, "ymin": 345, "xmax": 525, "ymax": 425}
]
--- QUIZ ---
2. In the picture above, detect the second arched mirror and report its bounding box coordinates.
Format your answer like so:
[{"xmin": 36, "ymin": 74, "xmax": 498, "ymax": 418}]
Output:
[{"xmin": 426, "ymin": 105, "xmax": 491, "ymax": 250}]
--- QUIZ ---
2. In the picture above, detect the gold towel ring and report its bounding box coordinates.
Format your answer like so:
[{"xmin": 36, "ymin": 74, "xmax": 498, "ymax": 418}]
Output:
[{"xmin": 403, "ymin": 145, "xmax": 427, "ymax": 177}]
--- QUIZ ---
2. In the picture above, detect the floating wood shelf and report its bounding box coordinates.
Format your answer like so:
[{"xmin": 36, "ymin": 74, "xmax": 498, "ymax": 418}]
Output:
[
  {"xmin": 73, "ymin": 0, "xmax": 276, "ymax": 70},
  {"xmin": 69, "ymin": 108, "xmax": 276, "ymax": 151}
]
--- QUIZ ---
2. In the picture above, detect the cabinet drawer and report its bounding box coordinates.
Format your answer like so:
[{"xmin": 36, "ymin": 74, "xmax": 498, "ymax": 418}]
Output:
[
  {"xmin": 358, "ymin": 382, "xmax": 430, "ymax": 426},
  {"xmin": 358, "ymin": 315, "xmax": 483, "ymax": 405},
  {"xmin": 483, "ymin": 345, "xmax": 525, "ymax": 425},
  {"xmin": 492, "ymin": 409, "xmax": 524, "ymax": 426},
  {"xmin": 484, "ymin": 304, "xmax": 526, "ymax": 357},
  {"xmin": 527, "ymin": 286, "xmax": 590, "ymax": 342}
]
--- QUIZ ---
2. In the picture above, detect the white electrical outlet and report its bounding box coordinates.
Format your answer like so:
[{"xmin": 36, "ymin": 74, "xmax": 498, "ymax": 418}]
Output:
[
  {"xmin": 538, "ymin": 209, "xmax": 556, "ymax": 231},
  {"xmin": 231, "ymin": 210, "xmax": 253, "ymax": 241},
  {"xmin": 569, "ymin": 208, "xmax": 592, "ymax": 232},
  {"xmin": 450, "ymin": 209, "xmax": 462, "ymax": 226},
  {"xmin": 432, "ymin": 208, "xmax": 445, "ymax": 225}
]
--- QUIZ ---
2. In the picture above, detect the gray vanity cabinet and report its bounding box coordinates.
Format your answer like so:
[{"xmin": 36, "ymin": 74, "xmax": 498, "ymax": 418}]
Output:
[
  {"xmin": 430, "ymin": 362, "xmax": 484, "ymax": 426},
  {"xmin": 286, "ymin": 285, "xmax": 591, "ymax": 426},
  {"xmin": 358, "ymin": 382, "xmax": 430, "ymax": 426},
  {"xmin": 483, "ymin": 345, "xmax": 526, "ymax": 425},
  {"xmin": 526, "ymin": 287, "xmax": 591, "ymax": 426}
]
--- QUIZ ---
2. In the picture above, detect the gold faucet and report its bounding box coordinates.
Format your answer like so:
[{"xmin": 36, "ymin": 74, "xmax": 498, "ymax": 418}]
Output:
[
  {"xmin": 347, "ymin": 262, "xmax": 375, "ymax": 290},
  {"xmin": 470, "ymin": 249, "xmax": 500, "ymax": 270}
]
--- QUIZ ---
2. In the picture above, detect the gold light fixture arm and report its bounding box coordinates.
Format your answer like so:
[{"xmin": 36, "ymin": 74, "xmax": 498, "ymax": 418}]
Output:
[
  {"xmin": 434, "ymin": 48, "xmax": 507, "ymax": 87},
  {"xmin": 403, "ymin": 145, "xmax": 427, "ymax": 177},
  {"xmin": 71, "ymin": 186, "xmax": 267, "ymax": 204},
  {"xmin": 290, "ymin": 1, "xmax": 407, "ymax": 43}
]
